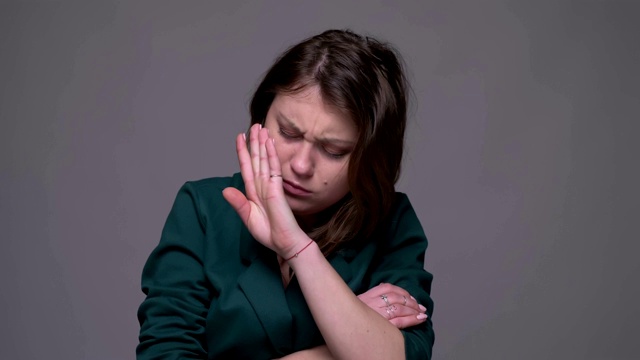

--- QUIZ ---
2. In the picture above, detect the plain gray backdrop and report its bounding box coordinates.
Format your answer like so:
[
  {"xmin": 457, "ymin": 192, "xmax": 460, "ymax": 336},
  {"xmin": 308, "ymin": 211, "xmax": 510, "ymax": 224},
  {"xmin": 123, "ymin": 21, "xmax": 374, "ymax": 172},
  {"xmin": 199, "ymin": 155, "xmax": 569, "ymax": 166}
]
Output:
[{"xmin": 1, "ymin": 0, "xmax": 639, "ymax": 359}]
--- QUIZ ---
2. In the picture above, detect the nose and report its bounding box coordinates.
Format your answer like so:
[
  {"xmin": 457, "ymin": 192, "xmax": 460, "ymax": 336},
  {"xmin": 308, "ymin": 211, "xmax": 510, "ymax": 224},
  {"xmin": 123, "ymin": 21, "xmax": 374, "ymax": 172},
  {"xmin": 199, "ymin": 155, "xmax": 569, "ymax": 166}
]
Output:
[{"xmin": 290, "ymin": 142, "xmax": 314, "ymax": 178}]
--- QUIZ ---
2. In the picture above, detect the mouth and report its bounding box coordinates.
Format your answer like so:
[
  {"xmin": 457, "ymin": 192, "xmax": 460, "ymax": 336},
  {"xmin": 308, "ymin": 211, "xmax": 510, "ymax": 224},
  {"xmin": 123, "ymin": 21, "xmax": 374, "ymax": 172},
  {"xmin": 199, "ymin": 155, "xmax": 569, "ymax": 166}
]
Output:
[{"xmin": 282, "ymin": 179, "xmax": 312, "ymax": 197}]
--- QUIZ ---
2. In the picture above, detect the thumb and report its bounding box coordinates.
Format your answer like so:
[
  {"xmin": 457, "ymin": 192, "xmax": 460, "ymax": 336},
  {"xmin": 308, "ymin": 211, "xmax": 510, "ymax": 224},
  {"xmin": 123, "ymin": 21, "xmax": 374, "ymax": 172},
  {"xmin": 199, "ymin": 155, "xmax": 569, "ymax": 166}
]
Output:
[{"xmin": 222, "ymin": 187, "xmax": 251, "ymax": 225}]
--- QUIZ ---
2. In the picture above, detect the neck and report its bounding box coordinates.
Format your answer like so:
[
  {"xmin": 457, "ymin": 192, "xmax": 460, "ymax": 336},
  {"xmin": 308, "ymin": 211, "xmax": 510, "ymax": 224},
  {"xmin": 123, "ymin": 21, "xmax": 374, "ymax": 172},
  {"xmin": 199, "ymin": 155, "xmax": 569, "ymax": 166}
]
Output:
[
  {"xmin": 294, "ymin": 195, "xmax": 350, "ymax": 233},
  {"xmin": 294, "ymin": 214, "xmax": 317, "ymax": 233}
]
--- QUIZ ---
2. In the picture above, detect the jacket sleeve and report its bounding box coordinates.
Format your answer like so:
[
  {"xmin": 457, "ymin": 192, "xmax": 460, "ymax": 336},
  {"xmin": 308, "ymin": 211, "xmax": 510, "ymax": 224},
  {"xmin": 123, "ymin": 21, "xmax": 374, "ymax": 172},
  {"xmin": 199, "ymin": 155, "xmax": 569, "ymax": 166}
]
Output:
[
  {"xmin": 365, "ymin": 194, "xmax": 435, "ymax": 360},
  {"xmin": 137, "ymin": 182, "xmax": 211, "ymax": 359}
]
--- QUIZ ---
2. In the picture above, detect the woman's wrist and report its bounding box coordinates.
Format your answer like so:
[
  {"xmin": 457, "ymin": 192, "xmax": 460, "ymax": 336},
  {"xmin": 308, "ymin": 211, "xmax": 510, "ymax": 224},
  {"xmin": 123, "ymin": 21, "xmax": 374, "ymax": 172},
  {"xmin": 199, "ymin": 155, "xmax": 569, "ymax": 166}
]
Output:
[
  {"xmin": 286, "ymin": 239, "xmax": 321, "ymax": 267},
  {"xmin": 284, "ymin": 239, "xmax": 315, "ymax": 261}
]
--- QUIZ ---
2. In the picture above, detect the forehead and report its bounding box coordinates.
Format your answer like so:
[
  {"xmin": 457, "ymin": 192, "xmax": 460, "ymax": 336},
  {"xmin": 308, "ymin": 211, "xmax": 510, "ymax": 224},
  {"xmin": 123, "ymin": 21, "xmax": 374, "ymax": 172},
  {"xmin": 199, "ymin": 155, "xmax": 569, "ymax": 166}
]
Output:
[{"xmin": 270, "ymin": 86, "xmax": 357, "ymax": 136}]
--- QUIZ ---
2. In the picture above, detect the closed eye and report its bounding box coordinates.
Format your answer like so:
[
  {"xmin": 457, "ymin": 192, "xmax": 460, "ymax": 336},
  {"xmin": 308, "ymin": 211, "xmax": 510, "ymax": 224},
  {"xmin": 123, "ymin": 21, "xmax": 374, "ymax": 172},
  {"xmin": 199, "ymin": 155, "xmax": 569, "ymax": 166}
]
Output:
[
  {"xmin": 321, "ymin": 146, "xmax": 349, "ymax": 159},
  {"xmin": 279, "ymin": 127, "xmax": 301, "ymax": 140},
  {"xmin": 279, "ymin": 126, "xmax": 350, "ymax": 160}
]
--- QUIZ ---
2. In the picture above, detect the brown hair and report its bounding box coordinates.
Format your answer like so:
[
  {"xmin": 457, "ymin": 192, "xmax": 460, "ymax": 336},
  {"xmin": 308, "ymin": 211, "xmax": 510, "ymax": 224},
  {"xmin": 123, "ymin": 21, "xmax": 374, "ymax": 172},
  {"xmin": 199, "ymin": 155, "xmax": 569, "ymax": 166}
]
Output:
[{"xmin": 249, "ymin": 29, "xmax": 408, "ymax": 256}]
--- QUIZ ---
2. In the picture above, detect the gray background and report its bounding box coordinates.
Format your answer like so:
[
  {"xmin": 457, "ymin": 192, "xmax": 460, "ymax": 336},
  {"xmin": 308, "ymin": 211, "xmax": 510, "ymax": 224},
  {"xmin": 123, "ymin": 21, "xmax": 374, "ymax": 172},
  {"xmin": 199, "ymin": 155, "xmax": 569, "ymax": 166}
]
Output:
[{"xmin": 1, "ymin": 0, "xmax": 638, "ymax": 359}]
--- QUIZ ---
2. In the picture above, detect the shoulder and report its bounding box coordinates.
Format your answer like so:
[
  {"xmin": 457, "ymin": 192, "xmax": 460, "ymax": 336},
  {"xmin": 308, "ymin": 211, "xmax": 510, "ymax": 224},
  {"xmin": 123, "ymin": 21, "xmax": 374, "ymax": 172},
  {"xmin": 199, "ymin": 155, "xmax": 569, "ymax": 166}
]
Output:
[
  {"xmin": 171, "ymin": 173, "xmax": 245, "ymax": 224},
  {"xmin": 183, "ymin": 172, "xmax": 245, "ymax": 195},
  {"xmin": 381, "ymin": 192, "xmax": 428, "ymax": 248},
  {"xmin": 387, "ymin": 192, "xmax": 420, "ymax": 225},
  {"xmin": 178, "ymin": 173, "xmax": 244, "ymax": 203}
]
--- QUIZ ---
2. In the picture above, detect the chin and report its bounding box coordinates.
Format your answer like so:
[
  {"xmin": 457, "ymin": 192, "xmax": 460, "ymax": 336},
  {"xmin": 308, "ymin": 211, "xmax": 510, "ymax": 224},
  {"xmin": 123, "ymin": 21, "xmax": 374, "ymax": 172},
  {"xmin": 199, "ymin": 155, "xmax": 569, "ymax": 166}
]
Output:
[
  {"xmin": 289, "ymin": 206, "xmax": 317, "ymax": 217},
  {"xmin": 288, "ymin": 202, "xmax": 323, "ymax": 219},
  {"xmin": 287, "ymin": 193, "xmax": 347, "ymax": 216}
]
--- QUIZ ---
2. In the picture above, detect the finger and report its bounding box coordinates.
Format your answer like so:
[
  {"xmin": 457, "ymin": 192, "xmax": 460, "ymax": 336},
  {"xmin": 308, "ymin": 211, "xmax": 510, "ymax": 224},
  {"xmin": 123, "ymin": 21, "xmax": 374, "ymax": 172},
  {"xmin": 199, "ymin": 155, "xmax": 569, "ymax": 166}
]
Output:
[
  {"xmin": 258, "ymin": 126, "xmax": 271, "ymax": 181},
  {"xmin": 235, "ymin": 132, "xmax": 258, "ymax": 201},
  {"xmin": 387, "ymin": 303, "xmax": 419, "ymax": 318},
  {"xmin": 379, "ymin": 303, "xmax": 427, "ymax": 329},
  {"xmin": 266, "ymin": 135, "xmax": 283, "ymax": 187},
  {"xmin": 249, "ymin": 124, "xmax": 261, "ymax": 186},
  {"xmin": 368, "ymin": 284, "xmax": 425, "ymax": 314},
  {"xmin": 222, "ymin": 187, "xmax": 252, "ymax": 225},
  {"xmin": 389, "ymin": 313, "xmax": 428, "ymax": 330},
  {"xmin": 371, "ymin": 302, "xmax": 415, "ymax": 320},
  {"xmin": 383, "ymin": 293, "xmax": 422, "ymax": 313}
]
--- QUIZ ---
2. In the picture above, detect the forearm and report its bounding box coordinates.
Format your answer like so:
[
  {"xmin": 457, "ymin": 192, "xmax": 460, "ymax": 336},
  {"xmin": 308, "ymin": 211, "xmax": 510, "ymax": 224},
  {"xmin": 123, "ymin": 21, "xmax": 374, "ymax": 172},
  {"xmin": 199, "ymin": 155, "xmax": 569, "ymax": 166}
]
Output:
[
  {"xmin": 289, "ymin": 241, "xmax": 405, "ymax": 360},
  {"xmin": 278, "ymin": 345, "xmax": 334, "ymax": 360}
]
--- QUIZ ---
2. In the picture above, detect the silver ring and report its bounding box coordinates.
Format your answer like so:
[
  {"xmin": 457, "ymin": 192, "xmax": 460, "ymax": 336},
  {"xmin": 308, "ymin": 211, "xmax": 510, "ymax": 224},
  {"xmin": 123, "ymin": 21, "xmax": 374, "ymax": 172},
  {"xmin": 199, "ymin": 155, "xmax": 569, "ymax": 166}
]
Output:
[
  {"xmin": 381, "ymin": 294, "xmax": 390, "ymax": 306},
  {"xmin": 402, "ymin": 295, "xmax": 408, "ymax": 306},
  {"xmin": 385, "ymin": 307, "xmax": 392, "ymax": 319},
  {"xmin": 386, "ymin": 305, "xmax": 396, "ymax": 318},
  {"xmin": 270, "ymin": 174, "xmax": 282, "ymax": 178}
]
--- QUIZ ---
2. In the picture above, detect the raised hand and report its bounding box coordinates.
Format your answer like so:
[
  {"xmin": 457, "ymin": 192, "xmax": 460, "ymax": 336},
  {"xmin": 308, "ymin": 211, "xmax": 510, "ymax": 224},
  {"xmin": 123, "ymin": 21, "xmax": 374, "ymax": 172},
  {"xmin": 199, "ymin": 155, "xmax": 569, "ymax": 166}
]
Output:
[
  {"xmin": 357, "ymin": 283, "xmax": 428, "ymax": 329},
  {"xmin": 222, "ymin": 124, "xmax": 310, "ymax": 259}
]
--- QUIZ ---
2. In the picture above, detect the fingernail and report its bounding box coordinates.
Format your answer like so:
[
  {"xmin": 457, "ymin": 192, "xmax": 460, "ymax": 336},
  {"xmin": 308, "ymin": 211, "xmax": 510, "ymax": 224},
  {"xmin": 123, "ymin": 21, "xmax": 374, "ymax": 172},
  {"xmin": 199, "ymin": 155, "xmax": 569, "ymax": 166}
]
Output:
[
  {"xmin": 410, "ymin": 296, "xmax": 416, "ymax": 300},
  {"xmin": 242, "ymin": 133, "xmax": 246, "ymax": 140},
  {"xmin": 417, "ymin": 314, "xmax": 428, "ymax": 320},
  {"xmin": 419, "ymin": 304, "xmax": 427, "ymax": 312},
  {"xmin": 271, "ymin": 138, "xmax": 275, "ymax": 145}
]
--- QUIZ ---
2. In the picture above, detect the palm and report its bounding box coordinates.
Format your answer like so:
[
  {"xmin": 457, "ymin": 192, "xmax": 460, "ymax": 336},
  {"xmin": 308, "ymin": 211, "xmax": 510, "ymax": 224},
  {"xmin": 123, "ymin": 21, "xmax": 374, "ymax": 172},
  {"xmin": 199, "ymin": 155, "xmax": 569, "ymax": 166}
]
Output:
[{"xmin": 222, "ymin": 124, "xmax": 308, "ymax": 258}]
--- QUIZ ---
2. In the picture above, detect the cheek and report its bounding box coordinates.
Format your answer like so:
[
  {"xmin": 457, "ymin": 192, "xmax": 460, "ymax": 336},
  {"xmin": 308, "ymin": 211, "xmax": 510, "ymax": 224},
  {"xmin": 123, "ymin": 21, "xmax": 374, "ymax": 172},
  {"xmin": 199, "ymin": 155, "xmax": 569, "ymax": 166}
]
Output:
[
  {"xmin": 273, "ymin": 141, "xmax": 290, "ymax": 164},
  {"xmin": 327, "ymin": 165, "xmax": 350, "ymax": 192}
]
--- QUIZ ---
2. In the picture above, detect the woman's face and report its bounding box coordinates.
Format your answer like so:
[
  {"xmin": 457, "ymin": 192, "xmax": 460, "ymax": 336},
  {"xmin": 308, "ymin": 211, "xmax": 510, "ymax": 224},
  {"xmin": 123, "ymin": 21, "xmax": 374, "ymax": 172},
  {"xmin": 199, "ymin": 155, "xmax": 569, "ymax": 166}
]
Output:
[{"xmin": 263, "ymin": 85, "xmax": 357, "ymax": 223}]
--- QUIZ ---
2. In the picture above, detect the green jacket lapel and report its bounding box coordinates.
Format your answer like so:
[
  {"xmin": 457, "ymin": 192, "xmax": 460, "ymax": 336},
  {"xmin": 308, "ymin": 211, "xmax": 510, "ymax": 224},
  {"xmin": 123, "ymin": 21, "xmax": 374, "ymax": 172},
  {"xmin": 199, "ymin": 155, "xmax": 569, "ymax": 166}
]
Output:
[{"xmin": 237, "ymin": 230, "xmax": 293, "ymax": 354}]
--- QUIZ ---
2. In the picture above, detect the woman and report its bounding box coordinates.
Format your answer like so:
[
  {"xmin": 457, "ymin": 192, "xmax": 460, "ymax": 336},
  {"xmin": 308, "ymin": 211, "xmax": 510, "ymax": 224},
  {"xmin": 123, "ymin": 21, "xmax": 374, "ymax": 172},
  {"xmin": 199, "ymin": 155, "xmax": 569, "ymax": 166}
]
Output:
[{"xmin": 137, "ymin": 29, "xmax": 434, "ymax": 359}]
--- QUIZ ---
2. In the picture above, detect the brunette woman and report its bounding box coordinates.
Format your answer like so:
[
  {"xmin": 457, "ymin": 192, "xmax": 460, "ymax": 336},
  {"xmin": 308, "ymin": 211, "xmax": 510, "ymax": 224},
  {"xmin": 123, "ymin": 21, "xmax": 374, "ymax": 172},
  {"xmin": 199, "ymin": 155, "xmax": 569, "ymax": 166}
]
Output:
[{"xmin": 137, "ymin": 29, "xmax": 434, "ymax": 359}]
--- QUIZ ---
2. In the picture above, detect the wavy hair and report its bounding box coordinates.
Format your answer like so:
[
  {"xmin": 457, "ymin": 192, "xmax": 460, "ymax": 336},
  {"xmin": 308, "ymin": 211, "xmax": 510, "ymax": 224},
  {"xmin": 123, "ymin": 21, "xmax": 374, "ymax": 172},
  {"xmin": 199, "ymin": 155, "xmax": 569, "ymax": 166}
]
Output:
[{"xmin": 249, "ymin": 29, "xmax": 408, "ymax": 256}]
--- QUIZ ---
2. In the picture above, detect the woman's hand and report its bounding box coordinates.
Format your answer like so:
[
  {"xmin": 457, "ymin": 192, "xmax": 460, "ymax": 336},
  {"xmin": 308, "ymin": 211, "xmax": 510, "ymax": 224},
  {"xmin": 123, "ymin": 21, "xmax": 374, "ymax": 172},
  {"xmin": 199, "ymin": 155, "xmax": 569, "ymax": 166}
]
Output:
[
  {"xmin": 223, "ymin": 124, "xmax": 309, "ymax": 258},
  {"xmin": 357, "ymin": 283, "xmax": 428, "ymax": 329},
  {"xmin": 276, "ymin": 284, "xmax": 427, "ymax": 359}
]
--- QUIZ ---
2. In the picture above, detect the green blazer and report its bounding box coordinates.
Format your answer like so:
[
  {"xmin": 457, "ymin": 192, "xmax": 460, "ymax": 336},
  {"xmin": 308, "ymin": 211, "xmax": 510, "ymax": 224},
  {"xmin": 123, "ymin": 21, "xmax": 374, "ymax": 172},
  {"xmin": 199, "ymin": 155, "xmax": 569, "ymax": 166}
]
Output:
[{"xmin": 137, "ymin": 173, "xmax": 434, "ymax": 359}]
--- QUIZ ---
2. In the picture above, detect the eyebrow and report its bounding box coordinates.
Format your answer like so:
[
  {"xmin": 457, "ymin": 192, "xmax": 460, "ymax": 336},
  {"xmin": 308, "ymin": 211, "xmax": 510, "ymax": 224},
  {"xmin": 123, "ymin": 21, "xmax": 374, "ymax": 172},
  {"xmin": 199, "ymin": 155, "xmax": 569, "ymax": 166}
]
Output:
[{"xmin": 276, "ymin": 112, "xmax": 356, "ymax": 146}]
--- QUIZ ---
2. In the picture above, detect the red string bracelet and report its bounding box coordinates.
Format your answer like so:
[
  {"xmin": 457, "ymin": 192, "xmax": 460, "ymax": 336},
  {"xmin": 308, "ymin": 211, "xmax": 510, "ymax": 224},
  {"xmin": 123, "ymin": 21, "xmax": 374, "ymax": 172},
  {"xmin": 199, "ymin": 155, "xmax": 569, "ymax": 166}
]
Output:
[{"xmin": 284, "ymin": 240, "xmax": 314, "ymax": 261}]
